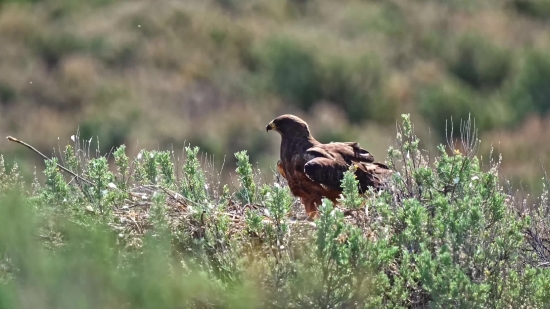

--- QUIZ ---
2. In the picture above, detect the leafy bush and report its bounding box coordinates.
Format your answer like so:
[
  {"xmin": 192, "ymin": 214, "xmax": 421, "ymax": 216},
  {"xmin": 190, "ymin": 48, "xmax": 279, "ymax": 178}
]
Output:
[
  {"xmin": 254, "ymin": 36, "xmax": 322, "ymax": 111},
  {"xmin": 509, "ymin": 50, "xmax": 550, "ymax": 124},
  {"xmin": 235, "ymin": 150, "xmax": 257, "ymax": 204},
  {"xmin": 0, "ymin": 0, "xmax": 40, "ymax": 4},
  {"xmin": 29, "ymin": 32, "xmax": 106, "ymax": 69},
  {"xmin": 0, "ymin": 81, "xmax": 16, "ymax": 106},
  {"xmin": 382, "ymin": 115, "xmax": 532, "ymax": 307},
  {"xmin": 1, "ymin": 115, "xmax": 550, "ymax": 307},
  {"xmin": 511, "ymin": 0, "xmax": 550, "ymax": 19},
  {"xmin": 418, "ymin": 82, "xmax": 485, "ymax": 138},
  {"xmin": 322, "ymin": 55, "xmax": 388, "ymax": 124},
  {"xmin": 446, "ymin": 34, "xmax": 511, "ymax": 90},
  {"xmin": 253, "ymin": 36, "xmax": 391, "ymax": 124},
  {"xmin": 78, "ymin": 115, "xmax": 134, "ymax": 156}
]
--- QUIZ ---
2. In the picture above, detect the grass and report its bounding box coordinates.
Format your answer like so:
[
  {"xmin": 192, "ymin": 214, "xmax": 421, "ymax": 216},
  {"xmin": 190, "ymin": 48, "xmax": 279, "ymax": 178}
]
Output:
[{"xmin": 1, "ymin": 115, "xmax": 550, "ymax": 308}]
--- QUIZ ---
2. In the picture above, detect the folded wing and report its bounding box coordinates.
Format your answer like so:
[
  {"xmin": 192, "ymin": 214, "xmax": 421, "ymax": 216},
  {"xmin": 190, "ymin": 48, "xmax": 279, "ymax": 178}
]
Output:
[
  {"xmin": 304, "ymin": 157, "xmax": 348, "ymax": 191},
  {"xmin": 303, "ymin": 142, "xmax": 390, "ymax": 192},
  {"xmin": 310, "ymin": 142, "xmax": 375, "ymax": 164}
]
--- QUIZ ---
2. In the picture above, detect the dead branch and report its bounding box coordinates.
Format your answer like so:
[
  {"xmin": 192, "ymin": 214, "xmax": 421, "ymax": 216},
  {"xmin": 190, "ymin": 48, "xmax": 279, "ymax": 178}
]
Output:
[{"xmin": 7, "ymin": 135, "xmax": 95, "ymax": 186}]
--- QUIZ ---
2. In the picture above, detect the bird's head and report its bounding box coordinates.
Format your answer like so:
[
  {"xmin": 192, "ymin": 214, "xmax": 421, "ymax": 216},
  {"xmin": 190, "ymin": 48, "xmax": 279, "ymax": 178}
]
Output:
[{"xmin": 266, "ymin": 114, "xmax": 311, "ymax": 138}]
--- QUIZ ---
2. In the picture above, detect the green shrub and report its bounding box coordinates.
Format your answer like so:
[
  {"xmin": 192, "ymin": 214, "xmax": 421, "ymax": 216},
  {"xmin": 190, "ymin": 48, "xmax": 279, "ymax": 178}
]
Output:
[
  {"xmin": 181, "ymin": 146, "xmax": 209, "ymax": 207},
  {"xmin": 98, "ymin": 41, "xmax": 139, "ymax": 68},
  {"xmin": 86, "ymin": 157, "xmax": 114, "ymax": 214},
  {"xmin": 509, "ymin": 50, "xmax": 550, "ymax": 124},
  {"xmin": 336, "ymin": 1, "xmax": 406, "ymax": 39},
  {"xmin": 235, "ymin": 150, "xmax": 257, "ymax": 204},
  {"xmin": 380, "ymin": 114, "xmax": 536, "ymax": 307},
  {"xmin": 418, "ymin": 82, "xmax": 481, "ymax": 138},
  {"xmin": 78, "ymin": 116, "xmax": 133, "ymax": 156},
  {"xmin": 0, "ymin": 81, "xmax": 16, "ymax": 105},
  {"xmin": 338, "ymin": 165, "xmax": 363, "ymax": 209},
  {"xmin": 0, "ymin": 155, "xmax": 24, "ymax": 196},
  {"xmin": 157, "ymin": 151, "xmax": 175, "ymax": 187},
  {"xmin": 417, "ymin": 80, "xmax": 511, "ymax": 139},
  {"xmin": 41, "ymin": 157, "xmax": 70, "ymax": 206},
  {"xmin": 0, "ymin": 0, "xmax": 40, "ymax": 4},
  {"xmin": 29, "ymin": 32, "xmax": 105, "ymax": 69},
  {"xmin": 322, "ymin": 55, "xmax": 388, "ymax": 123},
  {"xmin": 113, "ymin": 145, "xmax": 129, "ymax": 190},
  {"xmin": 254, "ymin": 36, "xmax": 322, "ymax": 111},
  {"xmin": 447, "ymin": 34, "xmax": 511, "ymax": 90},
  {"xmin": 511, "ymin": 0, "xmax": 550, "ymax": 19},
  {"xmin": 253, "ymin": 36, "xmax": 392, "ymax": 124},
  {"xmin": 0, "ymin": 115, "xmax": 549, "ymax": 307}
]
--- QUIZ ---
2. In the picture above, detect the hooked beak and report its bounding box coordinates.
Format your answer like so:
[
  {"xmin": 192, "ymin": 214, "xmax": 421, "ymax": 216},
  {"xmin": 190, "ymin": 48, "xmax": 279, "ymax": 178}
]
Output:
[{"xmin": 266, "ymin": 122, "xmax": 275, "ymax": 132}]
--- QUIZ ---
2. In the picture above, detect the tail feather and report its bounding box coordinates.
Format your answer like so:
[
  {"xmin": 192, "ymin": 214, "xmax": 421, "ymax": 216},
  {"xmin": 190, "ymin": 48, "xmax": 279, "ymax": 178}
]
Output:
[{"xmin": 354, "ymin": 161, "xmax": 392, "ymax": 192}]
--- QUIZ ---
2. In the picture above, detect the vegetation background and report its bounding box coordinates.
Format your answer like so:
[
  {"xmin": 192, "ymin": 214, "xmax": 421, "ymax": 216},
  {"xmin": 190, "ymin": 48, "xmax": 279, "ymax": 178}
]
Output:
[
  {"xmin": 2, "ymin": 0, "xmax": 550, "ymax": 307},
  {"xmin": 2, "ymin": 0, "xmax": 550, "ymax": 194}
]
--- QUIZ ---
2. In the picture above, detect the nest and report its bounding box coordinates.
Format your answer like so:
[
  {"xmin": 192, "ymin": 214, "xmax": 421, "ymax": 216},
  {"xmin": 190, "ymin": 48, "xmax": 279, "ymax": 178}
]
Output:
[
  {"xmin": 107, "ymin": 185, "xmax": 316, "ymax": 248},
  {"xmin": 106, "ymin": 184, "xmax": 374, "ymax": 251}
]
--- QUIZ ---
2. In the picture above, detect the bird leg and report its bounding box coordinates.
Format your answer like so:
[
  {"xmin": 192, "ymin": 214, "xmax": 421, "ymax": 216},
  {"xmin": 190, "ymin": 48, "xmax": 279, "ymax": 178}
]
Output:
[
  {"xmin": 276, "ymin": 160, "xmax": 287, "ymax": 179},
  {"xmin": 301, "ymin": 197, "xmax": 321, "ymax": 221}
]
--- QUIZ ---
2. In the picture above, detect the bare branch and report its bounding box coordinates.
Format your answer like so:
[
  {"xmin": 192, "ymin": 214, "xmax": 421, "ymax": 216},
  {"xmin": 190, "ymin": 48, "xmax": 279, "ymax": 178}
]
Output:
[{"xmin": 6, "ymin": 136, "xmax": 95, "ymax": 186}]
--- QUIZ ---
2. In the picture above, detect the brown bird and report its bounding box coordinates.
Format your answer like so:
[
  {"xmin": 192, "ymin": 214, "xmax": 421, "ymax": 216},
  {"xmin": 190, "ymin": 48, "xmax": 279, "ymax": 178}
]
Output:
[{"xmin": 266, "ymin": 114, "xmax": 391, "ymax": 218}]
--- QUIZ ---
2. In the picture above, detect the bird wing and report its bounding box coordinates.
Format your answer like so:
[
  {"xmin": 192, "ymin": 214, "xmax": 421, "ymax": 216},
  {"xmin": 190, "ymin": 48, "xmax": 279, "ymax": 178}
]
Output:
[
  {"xmin": 313, "ymin": 142, "xmax": 375, "ymax": 163},
  {"xmin": 354, "ymin": 162, "xmax": 392, "ymax": 192},
  {"xmin": 303, "ymin": 156, "xmax": 349, "ymax": 191},
  {"xmin": 303, "ymin": 142, "xmax": 389, "ymax": 191}
]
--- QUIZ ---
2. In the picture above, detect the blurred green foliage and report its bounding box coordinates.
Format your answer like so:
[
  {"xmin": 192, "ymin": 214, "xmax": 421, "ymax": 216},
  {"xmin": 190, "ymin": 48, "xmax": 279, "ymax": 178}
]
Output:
[
  {"xmin": 509, "ymin": 50, "xmax": 550, "ymax": 124},
  {"xmin": 2, "ymin": 0, "xmax": 550, "ymax": 194},
  {"xmin": 254, "ymin": 36, "xmax": 387, "ymax": 124},
  {"xmin": 30, "ymin": 33, "xmax": 91, "ymax": 69},
  {"xmin": 254, "ymin": 36, "xmax": 322, "ymax": 111},
  {"xmin": 446, "ymin": 34, "xmax": 511, "ymax": 90},
  {"xmin": 511, "ymin": 0, "xmax": 550, "ymax": 19},
  {"xmin": 416, "ymin": 81, "xmax": 508, "ymax": 138},
  {"xmin": 0, "ymin": 81, "xmax": 16, "ymax": 105}
]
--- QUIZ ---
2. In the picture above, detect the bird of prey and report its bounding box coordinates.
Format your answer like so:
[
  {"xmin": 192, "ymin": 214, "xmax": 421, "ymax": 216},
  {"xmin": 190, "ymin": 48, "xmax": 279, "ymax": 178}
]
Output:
[{"xmin": 266, "ymin": 114, "xmax": 391, "ymax": 218}]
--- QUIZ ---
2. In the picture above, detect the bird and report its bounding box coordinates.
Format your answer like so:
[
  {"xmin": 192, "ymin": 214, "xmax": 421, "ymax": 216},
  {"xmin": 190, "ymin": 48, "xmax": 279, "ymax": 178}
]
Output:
[{"xmin": 266, "ymin": 114, "xmax": 391, "ymax": 219}]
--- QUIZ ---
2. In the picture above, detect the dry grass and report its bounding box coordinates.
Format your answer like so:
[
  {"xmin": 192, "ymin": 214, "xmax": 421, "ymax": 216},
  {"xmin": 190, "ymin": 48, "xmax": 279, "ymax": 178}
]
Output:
[{"xmin": 482, "ymin": 115, "xmax": 550, "ymax": 194}]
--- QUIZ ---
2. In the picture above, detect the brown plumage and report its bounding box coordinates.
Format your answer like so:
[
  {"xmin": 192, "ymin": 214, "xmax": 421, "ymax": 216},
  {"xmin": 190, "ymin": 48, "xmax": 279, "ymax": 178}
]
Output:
[{"xmin": 266, "ymin": 114, "xmax": 391, "ymax": 218}]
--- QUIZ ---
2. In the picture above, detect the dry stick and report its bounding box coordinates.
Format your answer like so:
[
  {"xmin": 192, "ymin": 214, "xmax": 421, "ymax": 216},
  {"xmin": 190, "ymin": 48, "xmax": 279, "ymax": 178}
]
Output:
[{"xmin": 6, "ymin": 136, "xmax": 96, "ymax": 186}]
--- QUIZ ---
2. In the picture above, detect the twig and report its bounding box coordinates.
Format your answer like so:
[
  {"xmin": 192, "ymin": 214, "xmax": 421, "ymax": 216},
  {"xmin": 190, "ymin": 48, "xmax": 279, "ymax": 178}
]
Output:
[
  {"xmin": 6, "ymin": 136, "xmax": 95, "ymax": 186},
  {"xmin": 129, "ymin": 215, "xmax": 143, "ymax": 235},
  {"xmin": 158, "ymin": 186, "xmax": 188, "ymax": 208}
]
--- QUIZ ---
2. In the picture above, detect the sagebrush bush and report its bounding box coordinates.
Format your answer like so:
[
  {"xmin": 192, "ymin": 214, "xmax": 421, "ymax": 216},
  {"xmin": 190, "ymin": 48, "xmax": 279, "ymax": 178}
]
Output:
[
  {"xmin": 254, "ymin": 36, "xmax": 322, "ymax": 111},
  {"xmin": 417, "ymin": 80, "xmax": 512, "ymax": 139},
  {"xmin": 1, "ymin": 115, "xmax": 550, "ymax": 308},
  {"xmin": 181, "ymin": 146, "xmax": 208, "ymax": 205},
  {"xmin": 418, "ymin": 82, "xmax": 483, "ymax": 138},
  {"xmin": 381, "ymin": 115, "xmax": 532, "ymax": 307},
  {"xmin": 509, "ymin": 50, "xmax": 550, "ymax": 124},
  {"xmin": 0, "ymin": 80, "xmax": 16, "ymax": 104},
  {"xmin": 321, "ymin": 54, "xmax": 388, "ymax": 124},
  {"xmin": 253, "ymin": 36, "xmax": 392, "ymax": 124},
  {"xmin": 511, "ymin": 0, "xmax": 550, "ymax": 19},
  {"xmin": 446, "ymin": 33, "xmax": 511, "ymax": 90}
]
